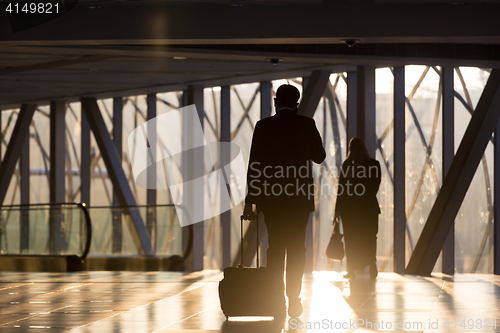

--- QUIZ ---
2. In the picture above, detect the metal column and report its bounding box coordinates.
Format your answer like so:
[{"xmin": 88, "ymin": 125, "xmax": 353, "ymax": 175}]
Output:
[
  {"xmin": 495, "ymin": 118, "xmax": 500, "ymax": 275},
  {"xmin": 221, "ymin": 85, "xmax": 231, "ymax": 269},
  {"xmin": 259, "ymin": 81, "xmax": 271, "ymax": 266},
  {"xmin": 81, "ymin": 107, "xmax": 90, "ymax": 206},
  {"xmin": 260, "ymin": 81, "xmax": 272, "ymax": 119},
  {"xmin": 393, "ymin": 66, "xmax": 406, "ymax": 274},
  {"xmin": 81, "ymin": 97, "xmax": 153, "ymax": 255},
  {"xmin": 0, "ymin": 104, "xmax": 36, "ymax": 205},
  {"xmin": 50, "ymin": 101, "xmax": 66, "ymax": 203},
  {"xmin": 112, "ymin": 97, "xmax": 123, "ymax": 254},
  {"xmin": 184, "ymin": 85, "xmax": 204, "ymax": 271},
  {"xmin": 442, "ymin": 66, "xmax": 455, "ymax": 275},
  {"xmin": 356, "ymin": 66, "xmax": 377, "ymax": 157},
  {"xmin": 81, "ymin": 106, "xmax": 91, "ymax": 255},
  {"xmin": 406, "ymin": 69, "xmax": 500, "ymax": 275},
  {"xmin": 20, "ymin": 126, "xmax": 30, "ymax": 252},
  {"xmin": 147, "ymin": 94, "xmax": 157, "ymax": 252},
  {"xmin": 50, "ymin": 101, "xmax": 66, "ymax": 253}
]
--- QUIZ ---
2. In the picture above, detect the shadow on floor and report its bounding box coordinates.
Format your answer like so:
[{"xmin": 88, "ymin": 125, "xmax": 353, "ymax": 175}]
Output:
[{"xmin": 220, "ymin": 317, "xmax": 286, "ymax": 333}]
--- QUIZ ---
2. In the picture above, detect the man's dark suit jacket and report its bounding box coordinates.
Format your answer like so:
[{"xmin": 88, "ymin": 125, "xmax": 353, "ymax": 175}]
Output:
[{"xmin": 245, "ymin": 109, "xmax": 326, "ymax": 212}]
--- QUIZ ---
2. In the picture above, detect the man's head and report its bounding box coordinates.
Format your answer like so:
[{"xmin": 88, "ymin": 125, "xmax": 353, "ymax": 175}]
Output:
[{"xmin": 274, "ymin": 84, "xmax": 300, "ymax": 111}]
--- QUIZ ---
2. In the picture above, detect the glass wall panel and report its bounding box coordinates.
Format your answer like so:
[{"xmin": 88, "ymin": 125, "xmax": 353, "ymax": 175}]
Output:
[
  {"xmin": 29, "ymin": 106, "xmax": 50, "ymax": 204},
  {"xmin": 1, "ymin": 109, "xmax": 20, "ymax": 253},
  {"xmin": 312, "ymin": 74, "xmax": 347, "ymax": 272},
  {"xmin": 229, "ymin": 82, "xmax": 261, "ymax": 266},
  {"xmin": 155, "ymin": 92, "xmax": 183, "ymax": 257},
  {"xmin": 405, "ymin": 66, "xmax": 442, "ymax": 271},
  {"xmin": 454, "ymin": 67, "xmax": 492, "ymax": 273},
  {"xmin": 204, "ymin": 87, "xmax": 222, "ymax": 269},
  {"xmin": 66, "ymin": 103, "xmax": 82, "ymax": 204},
  {"xmin": 122, "ymin": 96, "xmax": 146, "ymax": 207},
  {"xmin": 375, "ymin": 67, "xmax": 394, "ymax": 272},
  {"xmin": 2, "ymin": 67, "xmax": 495, "ymax": 271}
]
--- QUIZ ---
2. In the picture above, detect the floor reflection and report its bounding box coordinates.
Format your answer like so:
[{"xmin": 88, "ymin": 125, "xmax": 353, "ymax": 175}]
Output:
[{"xmin": 2, "ymin": 271, "xmax": 500, "ymax": 332}]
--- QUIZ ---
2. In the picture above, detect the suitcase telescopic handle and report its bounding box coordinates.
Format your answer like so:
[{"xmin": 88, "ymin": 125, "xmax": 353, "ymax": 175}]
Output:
[{"xmin": 240, "ymin": 215, "xmax": 259, "ymax": 268}]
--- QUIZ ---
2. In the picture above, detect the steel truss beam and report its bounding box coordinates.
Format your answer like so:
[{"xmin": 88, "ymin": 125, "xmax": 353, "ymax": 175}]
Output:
[
  {"xmin": 406, "ymin": 69, "xmax": 500, "ymax": 275},
  {"xmin": 0, "ymin": 104, "xmax": 36, "ymax": 205},
  {"xmin": 81, "ymin": 97, "xmax": 153, "ymax": 255},
  {"xmin": 298, "ymin": 70, "xmax": 331, "ymax": 118}
]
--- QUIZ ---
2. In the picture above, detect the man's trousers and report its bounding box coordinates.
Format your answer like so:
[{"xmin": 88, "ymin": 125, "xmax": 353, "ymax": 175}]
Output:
[{"xmin": 262, "ymin": 207, "xmax": 310, "ymax": 299}]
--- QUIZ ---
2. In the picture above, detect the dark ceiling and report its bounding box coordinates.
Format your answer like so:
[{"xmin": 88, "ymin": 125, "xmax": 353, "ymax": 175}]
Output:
[{"xmin": 0, "ymin": 0, "xmax": 499, "ymax": 109}]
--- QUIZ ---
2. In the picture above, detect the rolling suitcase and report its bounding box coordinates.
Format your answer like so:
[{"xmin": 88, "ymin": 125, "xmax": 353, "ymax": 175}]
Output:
[{"xmin": 218, "ymin": 215, "xmax": 282, "ymax": 319}]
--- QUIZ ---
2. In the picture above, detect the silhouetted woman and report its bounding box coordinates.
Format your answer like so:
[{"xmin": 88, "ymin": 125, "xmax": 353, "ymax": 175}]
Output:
[{"xmin": 334, "ymin": 138, "xmax": 381, "ymax": 280}]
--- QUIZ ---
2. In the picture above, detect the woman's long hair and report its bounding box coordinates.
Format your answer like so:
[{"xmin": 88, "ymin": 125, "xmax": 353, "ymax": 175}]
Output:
[{"xmin": 346, "ymin": 137, "xmax": 371, "ymax": 163}]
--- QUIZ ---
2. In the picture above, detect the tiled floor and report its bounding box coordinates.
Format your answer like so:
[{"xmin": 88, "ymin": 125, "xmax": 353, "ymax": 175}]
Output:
[{"xmin": 0, "ymin": 271, "xmax": 499, "ymax": 332}]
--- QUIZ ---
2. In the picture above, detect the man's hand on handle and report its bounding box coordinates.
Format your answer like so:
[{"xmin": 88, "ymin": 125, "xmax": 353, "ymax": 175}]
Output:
[
  {"xmin": 243, "ymin": 203, "xmax": 257, "ymax": 220},
  {"xmin": 334, "ymin": 211, "xmax": 340, "ymax": 224}
]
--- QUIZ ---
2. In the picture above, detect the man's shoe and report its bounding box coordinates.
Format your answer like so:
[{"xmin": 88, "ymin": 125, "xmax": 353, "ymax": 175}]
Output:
[
  {"xmin": 288, "ymin": 297, "xmax": 303, "ymax": 318},
  {"xmin": 343, "ymin": 271, "xmax": 356, "ymax": 280}
]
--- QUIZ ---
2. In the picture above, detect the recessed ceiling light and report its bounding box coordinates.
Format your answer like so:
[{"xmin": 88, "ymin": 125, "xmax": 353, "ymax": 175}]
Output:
[{"xmin": 173, "ymin": 57, "xmax": 187, "ymax": 60}]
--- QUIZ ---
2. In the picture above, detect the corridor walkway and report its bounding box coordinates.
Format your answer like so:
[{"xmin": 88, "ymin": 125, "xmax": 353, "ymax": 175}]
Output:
[{"xmin": 0, "ymin": 270, "xmax": 499, "ymax": 332}]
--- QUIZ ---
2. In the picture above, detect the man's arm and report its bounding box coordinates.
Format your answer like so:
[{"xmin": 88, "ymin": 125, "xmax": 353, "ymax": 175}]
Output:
[{"xmin": 309, "ymin": 118, "xmax": 326, "ymax": 164}]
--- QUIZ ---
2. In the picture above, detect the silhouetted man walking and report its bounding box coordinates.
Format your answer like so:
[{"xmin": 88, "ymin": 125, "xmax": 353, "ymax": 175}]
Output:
[{"xmin": 243, "ymin": 84, "xmax": 326, "ymax": 318}]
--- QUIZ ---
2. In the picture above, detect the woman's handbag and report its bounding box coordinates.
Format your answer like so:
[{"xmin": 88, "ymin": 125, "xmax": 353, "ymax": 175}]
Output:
[{"xmin": 326, "ymin": 217, "xmax": 344, "ymax": 261}]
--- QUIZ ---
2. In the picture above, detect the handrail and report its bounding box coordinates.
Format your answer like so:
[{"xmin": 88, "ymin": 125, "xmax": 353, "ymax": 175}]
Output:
[
  {"xmin": 87, "ymin": 204, "xmax": 177, "ymax": 208},
  {"xmin": 79, "ymin": 203, "xmax": 92, "ymax": 261},
  {"xmin": 0, "ymin": 203, "xmax": 192, "ymax": 264},
  {"xmin": 85, "ymin": 204, "xmax": 193, "ymax": 261},
  {"xmin": 0, "ymin": 202, "xmax": 92, "ymax": 261}
]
